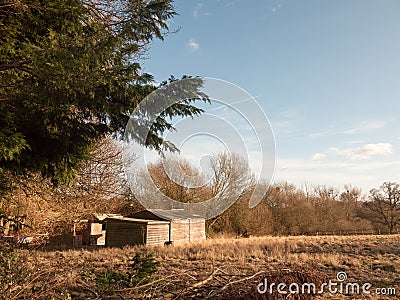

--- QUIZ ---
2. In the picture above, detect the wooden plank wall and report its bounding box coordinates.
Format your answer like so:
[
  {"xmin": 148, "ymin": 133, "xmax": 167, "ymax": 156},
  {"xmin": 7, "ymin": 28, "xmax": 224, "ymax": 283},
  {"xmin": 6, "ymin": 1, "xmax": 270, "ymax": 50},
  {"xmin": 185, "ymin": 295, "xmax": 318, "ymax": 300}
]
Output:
[
  {"xmin": 170, "ymin": 219, "xmax": 189, "ymax": 244},
  {"xmin": 170, "ymin": 218, "xmax": 206, "ymax": 244},
  {"xmin": 146, "ymin": 223, "xmax": 170, "ymax": 246},
  {"xmin": 105, "ymin": 216, "xmax": 205, "ymax": 247},
  {"xmin": 189, "ymin": 218, "xmax": 206, "ymax": 242},
  {"xmin": 105, "ymin": 220, "xmax": 147, "ymax": 247}
]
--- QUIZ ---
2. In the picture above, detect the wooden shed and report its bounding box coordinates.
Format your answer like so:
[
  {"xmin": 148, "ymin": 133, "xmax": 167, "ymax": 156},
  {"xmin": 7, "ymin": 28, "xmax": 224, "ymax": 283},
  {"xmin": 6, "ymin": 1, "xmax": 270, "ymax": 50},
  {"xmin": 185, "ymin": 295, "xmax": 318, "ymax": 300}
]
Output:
[
  {"xmin": 130, "ymin": 209, "xmax": 206, "ymax": 244},
  {"xmin": 73, "ymin": 214, "xmax": 123, "ymax": 246},
  {"xmin": 105, "ymin": 217, "xmax": 170, "ymax": 247}
]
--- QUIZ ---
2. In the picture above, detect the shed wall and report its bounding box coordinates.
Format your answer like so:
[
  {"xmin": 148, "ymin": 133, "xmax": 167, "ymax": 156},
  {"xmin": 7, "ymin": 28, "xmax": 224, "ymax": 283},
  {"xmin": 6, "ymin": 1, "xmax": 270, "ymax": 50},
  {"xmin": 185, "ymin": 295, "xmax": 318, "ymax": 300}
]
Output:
[
  {"xmin": 146, "ymin": 223, "xmax": 170, "ymax": 246},
  {"xmin": 128, "ymin": 210, "xmax": 206, "ymax": 244},
  {"xmin": 170, "ymin": 219, "xmax": 206, "ymax": 244},
  {"xmin": 170, "ymin": 219, "xmax": 189, "ymax": 244},
  {"xmin": 105, "ymin": 220, "xmax": 147, "ymax": 247},
  {"xmin": 189, "ymin": 218, "xmax": 206, "ymax": 242}
]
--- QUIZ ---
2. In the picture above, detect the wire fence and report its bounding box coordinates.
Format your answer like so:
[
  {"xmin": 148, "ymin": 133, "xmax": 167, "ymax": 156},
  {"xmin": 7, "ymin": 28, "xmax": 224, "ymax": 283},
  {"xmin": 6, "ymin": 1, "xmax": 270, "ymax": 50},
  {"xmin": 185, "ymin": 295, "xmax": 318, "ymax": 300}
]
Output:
[{"xmin": 306, "ymin": 229, "xmax": 400, "ymax": 236}]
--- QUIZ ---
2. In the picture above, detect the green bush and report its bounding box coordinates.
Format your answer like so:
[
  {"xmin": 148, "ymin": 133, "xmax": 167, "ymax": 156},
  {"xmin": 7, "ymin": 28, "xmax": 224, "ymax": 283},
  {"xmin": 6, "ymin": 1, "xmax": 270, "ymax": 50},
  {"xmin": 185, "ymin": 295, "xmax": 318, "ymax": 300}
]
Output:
[
  {"xmin": 96, "ymin": 269, "xmax": 130, "ymax": 292},
  {"xmin": 96, "ymin": 248, "xmax": 160, "ymax": 292},
  {"xmin": 128, "ymin": 248, "xmax": 160, "ymax": 285}
]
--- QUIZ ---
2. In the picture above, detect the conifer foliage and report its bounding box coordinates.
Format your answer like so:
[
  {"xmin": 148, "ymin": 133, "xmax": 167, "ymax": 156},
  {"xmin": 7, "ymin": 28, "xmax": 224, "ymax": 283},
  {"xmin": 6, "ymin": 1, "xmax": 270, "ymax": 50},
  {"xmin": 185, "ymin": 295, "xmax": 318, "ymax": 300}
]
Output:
[{"xmin": 0, "ymin": 0, "xmax": 206, "ymax": 187}]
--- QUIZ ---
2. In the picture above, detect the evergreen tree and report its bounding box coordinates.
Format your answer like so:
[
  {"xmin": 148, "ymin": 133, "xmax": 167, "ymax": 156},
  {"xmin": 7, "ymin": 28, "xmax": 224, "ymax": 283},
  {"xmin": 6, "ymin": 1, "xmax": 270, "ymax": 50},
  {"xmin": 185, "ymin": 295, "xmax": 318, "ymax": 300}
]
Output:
[{"xmin": 0, "ymin": 0, "xmax": 207, "ymax": 187}]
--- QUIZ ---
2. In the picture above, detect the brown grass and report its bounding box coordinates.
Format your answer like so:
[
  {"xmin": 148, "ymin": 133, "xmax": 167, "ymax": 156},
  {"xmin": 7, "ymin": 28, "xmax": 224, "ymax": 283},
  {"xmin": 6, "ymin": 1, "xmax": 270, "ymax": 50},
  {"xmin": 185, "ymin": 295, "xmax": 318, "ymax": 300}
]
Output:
[{"xmin": 4, "ymin": 234, "xmax": 400, "ymax": 299}]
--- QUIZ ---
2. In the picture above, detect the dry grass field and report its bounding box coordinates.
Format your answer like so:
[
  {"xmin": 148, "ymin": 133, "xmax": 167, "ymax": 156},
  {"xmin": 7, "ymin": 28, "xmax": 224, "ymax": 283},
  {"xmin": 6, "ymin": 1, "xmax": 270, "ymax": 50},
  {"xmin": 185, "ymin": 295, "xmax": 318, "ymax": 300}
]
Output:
[{"xmin": 2, "ymin": 234, "xmax": 399, "ymax": 299}]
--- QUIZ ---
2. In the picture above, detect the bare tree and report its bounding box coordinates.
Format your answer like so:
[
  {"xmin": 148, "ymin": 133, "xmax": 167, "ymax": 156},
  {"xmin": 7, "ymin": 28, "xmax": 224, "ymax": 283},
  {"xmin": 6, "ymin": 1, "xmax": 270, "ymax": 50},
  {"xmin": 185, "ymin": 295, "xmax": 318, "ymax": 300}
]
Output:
[
  {"xmin": 206, "ymin": 152, "xmax": 255, "ymax": 232},
  {"xmin": 128, "ymin": 154, "xmax": 212, "ymax": 211},
  {"xmin": 0, "ymin": 137, "xmax": 136, "ymax": 238},
  {"xmin": 209, "ymin": 152, "xmax": 254, "ymax": 199},
  {"xmin": 314, "ymin": 185, "xmax": 339, "ymax": 201},
  {"xmin": 339, "ymin": 185, "xmax": 362, "ymax": 221},
  {"xmin": 73, "ymin": 138, "xmax": 132, "ymax": 200},
  {"xmin": 363, "ymin": 182, "xmax": 400, "ymax": 234},
  {"xmin": 144, "ymin": 155, "xmax": 210, "ymax": 204}
]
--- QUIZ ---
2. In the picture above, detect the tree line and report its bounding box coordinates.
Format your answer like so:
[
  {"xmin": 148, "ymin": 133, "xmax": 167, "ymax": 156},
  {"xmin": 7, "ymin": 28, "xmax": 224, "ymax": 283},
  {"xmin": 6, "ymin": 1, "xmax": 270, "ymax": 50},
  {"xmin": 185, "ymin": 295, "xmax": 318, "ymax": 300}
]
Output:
[
  {"xmin": 138, "ymin": 150, "xmax": 400, "ymax": 236},
  {"xmin": 1, "ymin": 137, "xmax": 399, "ymax": 242}
]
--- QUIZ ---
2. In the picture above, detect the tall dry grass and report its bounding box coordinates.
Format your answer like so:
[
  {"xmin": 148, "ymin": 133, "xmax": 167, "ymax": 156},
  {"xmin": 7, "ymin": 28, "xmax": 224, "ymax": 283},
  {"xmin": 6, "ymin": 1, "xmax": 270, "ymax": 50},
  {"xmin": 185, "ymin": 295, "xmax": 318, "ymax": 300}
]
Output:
[{"xmin": 3, "ymin": 234, "xmax": 399, "ymax": 299}]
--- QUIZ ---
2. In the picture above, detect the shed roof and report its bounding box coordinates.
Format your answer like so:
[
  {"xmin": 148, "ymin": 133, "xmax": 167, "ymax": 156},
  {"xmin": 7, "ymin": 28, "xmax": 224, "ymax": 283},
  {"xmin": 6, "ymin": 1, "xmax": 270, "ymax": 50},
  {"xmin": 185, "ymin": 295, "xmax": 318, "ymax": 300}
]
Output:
[
  {"xmin": 94, "ymin": 214, "xmax": 123, "ymax": 221},
  {"xmin": 106, "ymin": 216, "xmax": 169, "ymax": 224},
  {"xmin": 131, "ymin": 209, "xmax": 204, "ymax": 221}
]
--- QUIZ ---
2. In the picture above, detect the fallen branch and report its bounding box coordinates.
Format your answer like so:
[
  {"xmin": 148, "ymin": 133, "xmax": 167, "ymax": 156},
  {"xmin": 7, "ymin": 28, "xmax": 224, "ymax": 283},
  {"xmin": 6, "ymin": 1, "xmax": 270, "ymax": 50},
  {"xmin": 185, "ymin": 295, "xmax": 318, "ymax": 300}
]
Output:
[
  {"xmin": 172, "ymin": 267, "xmax": 221, "ymax": 300},
  {"xmin": 191, "ymin": 268, "xmax": 220, "ymax": 289},
  {"xmin": 76, "ymin": 279, "xmax": 99, "ymax": 298},
  {"xmin": 205, "ymin": 270, "xmax": 267, "ymax": 299},
  {"xmin": 10, "ymin": 270, "xmax": 52, "ymax": 300}
]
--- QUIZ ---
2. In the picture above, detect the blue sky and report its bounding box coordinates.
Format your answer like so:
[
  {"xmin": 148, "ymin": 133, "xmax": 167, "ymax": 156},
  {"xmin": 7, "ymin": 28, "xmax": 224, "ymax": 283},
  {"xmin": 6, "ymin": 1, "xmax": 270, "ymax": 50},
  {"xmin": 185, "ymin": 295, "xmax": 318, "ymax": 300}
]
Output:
[{"xmin": 142, "ymin": 0, "xmax": 400, "ymax": 193}]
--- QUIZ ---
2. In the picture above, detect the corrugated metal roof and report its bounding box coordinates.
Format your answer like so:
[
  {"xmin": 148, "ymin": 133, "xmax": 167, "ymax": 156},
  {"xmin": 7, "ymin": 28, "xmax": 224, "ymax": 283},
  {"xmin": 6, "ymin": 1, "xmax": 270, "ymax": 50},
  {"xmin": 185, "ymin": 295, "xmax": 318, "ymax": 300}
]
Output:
[
  {"xmin": 147, "ymin": 209, "xmax": 204, "ymax": 221},
  {"xmin": 106, "ymin": 216, "xmax": 169, "ymax": 224}
]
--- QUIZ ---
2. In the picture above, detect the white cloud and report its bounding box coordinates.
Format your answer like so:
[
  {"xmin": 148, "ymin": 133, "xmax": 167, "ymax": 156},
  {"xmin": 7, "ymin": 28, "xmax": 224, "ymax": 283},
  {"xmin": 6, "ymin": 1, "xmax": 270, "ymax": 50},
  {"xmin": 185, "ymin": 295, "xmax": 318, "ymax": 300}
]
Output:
[
  {"xmin": 274, "ymin": 158, "xmax": 400, "ymax": 192},
  {"xmin": 188, "ymin": 38, "xmax": 200, "ymax": 51},
  {"xmin": 330, "ymin": 143, "xmax": 394, "ymax": 160},
  {"xmin": 350, "ymin": 143, "xmax": 393, "ymax": 160},
  {"xmin": 312, "ymin": 153, "xmax": 327, "ymax": 160}
]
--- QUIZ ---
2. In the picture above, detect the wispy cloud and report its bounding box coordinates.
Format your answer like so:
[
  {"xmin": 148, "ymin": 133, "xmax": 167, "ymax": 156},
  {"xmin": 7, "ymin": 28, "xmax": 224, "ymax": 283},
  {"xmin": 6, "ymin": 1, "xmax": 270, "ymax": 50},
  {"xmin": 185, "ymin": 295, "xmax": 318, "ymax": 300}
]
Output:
[
  {"xmin": 224, "ymin": 0, "xmax": 240, "ymax": 7},
  {"xmin": 208, "ymin": 96, "xmax": 260, "ymax": 112},
  {"xmin": 193, "ymin": 3, "xmax": 203, "ymax": 17},
  {"xmin": 342, "ymin": 120, "xmax": 388, "ymax": 134},
  {"xmin": 271, "ymin": 120, "xmax": 295, "ymax": 134},
  {"xmin": 330, "ymin": 143, "xmax": 394, "ymax": 160},
  {"xmin": 309, "ymin": 119, "xmax": 389, "ymax": 138},
  {"xmin": 216, "ymin": 0, "xmax": 241, "ymax": 7},
  {"xmin": 270, "ymin": 109, "xmax": 300, "ymax": 135},
  {"xmin": 187, "ymin": 38, "xmax": 200, "ymax": 52},
  {"xmin": 280, "ymin": 109, "xmax": 297, "ymax": 119},
  {"xmin": 272, "ymin": 2, "xmax": 282, "ymax": 13}
]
